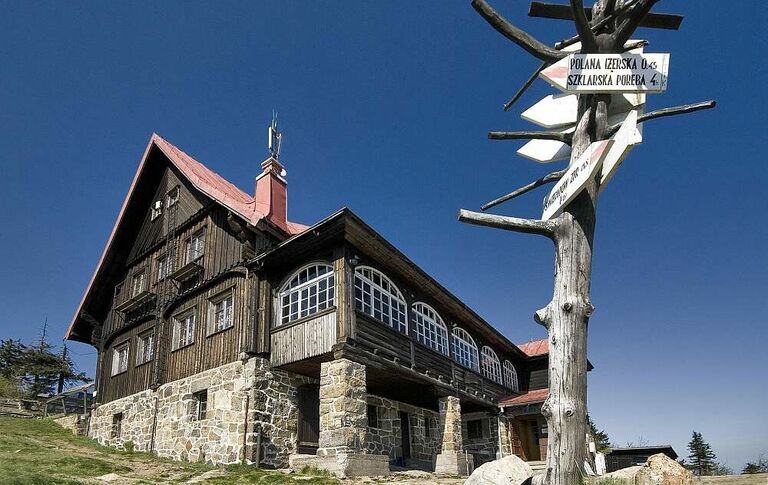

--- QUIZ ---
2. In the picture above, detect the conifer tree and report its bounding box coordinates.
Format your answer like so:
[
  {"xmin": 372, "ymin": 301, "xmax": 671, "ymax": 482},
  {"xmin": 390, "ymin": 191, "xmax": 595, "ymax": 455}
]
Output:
[
  {"xmin": 587, "ymin": 415, "xmax": 611, "ymax": 452},
  {"xmin": 687, "ymin": 431, "xmax": 717, "ymax": 476}
]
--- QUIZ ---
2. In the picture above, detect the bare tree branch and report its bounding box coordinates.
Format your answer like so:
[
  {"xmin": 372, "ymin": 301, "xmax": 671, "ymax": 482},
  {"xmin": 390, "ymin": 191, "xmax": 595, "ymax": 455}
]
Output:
[
  {"xmin": 471, "ymin": 0, "xmax": 568, "ymax": 62},
  {"xmin": 482, "ymin": 169, "xmax": 567, "ymax": 211},
  {"xmin": 504, "ymin": 61, "xmax": 549, "ymax": 111},
  {"xmin": 623, "ymin": 39, "xmax": 648, "ymax": 51},
  {"xmin": 489, "ymin": 130, "xmax": 572, "ymax": 144},
  {"xmin": 570, "ymin": 0, "xmax": 598, "ymax": 52},
  {"xmin": 555, "ymin": 0, "xmax": 641, "ymax": 50},
  {"xmin": 458, "ymin": 209, "xmax": 557, "ymax": 239},
  {"xmin": 615, "ymin": 0, "xmax": 661, "ymax": 46},
  {"xmin": 606, "ymin": 100, "xmax": 717, "ymax": 137}
]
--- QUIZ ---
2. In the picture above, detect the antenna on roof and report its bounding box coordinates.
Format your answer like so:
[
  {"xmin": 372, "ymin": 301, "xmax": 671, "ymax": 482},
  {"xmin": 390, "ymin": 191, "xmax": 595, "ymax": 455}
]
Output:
[{"xmin": 268, "ymin": 110, "xmax": 282, "ymax": 162}]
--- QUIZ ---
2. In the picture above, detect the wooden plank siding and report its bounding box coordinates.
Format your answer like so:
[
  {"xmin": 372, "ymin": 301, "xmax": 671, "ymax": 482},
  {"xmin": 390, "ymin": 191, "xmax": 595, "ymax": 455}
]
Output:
[
  {"xmin": 269, "ymin": 311, "xmax": 337, "ymax": 366},
  {"xmin": 98, "ymin": 319, "xmax": 156, "ymax": 404}
]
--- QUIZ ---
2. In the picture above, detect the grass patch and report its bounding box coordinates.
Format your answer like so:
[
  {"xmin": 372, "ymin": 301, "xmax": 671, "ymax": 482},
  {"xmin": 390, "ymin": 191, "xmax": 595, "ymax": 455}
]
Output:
[{"xmin": 0, "ymin": 416, "xmax": 339, "ymax": 484}]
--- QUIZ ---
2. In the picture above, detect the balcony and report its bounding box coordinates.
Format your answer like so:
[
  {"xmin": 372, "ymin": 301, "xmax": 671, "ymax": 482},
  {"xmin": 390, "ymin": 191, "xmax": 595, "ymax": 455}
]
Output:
[{"xmin": 114, "ymin": 290, "xmax": 156, "ymax": 314}]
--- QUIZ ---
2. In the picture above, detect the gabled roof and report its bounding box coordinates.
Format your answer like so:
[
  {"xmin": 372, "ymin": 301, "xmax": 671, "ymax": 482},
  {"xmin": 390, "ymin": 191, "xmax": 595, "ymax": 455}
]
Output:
[
  {"xmin": 498, "ymin": 388, "xmax": 548, "ymax": 407},
  {"xmin": 65, "ymin": 134, "xmax": 307, "ymax": 342},
  {"xmin": 517, "ymin": 338, "xmax": 549, "ymax": 357}
]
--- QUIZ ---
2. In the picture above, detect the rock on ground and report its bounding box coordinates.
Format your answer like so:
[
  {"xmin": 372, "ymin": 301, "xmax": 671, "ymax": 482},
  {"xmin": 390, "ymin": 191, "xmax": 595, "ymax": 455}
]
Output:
[
  {"xmin": 593, "ymin": 453, "xmax": 693, "ymax": 485},
  {"xmin": 464, "ymin": 455, "xmax": 534, "ymax": 485}
]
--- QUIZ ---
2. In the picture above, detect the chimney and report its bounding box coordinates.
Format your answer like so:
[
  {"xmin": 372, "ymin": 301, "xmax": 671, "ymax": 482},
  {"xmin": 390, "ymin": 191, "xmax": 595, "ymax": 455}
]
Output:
[{"xmin": 254, "ymin": 156, "xmax": 287, "ymax": 229}]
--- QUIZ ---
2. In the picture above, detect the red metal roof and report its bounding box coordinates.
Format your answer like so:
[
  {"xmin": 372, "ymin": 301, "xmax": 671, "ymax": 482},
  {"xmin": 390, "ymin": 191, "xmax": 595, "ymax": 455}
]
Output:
[
  {"xmin": 517, "ymin": 338, "xmax": 549, "ymax": 357},
  {"xmin": 65, "ymin": 134, "xmax": 308, "ymax": 340},
  {"xmin": 498, "ymin": 388, "xmax": 549, "ymax": 407}
]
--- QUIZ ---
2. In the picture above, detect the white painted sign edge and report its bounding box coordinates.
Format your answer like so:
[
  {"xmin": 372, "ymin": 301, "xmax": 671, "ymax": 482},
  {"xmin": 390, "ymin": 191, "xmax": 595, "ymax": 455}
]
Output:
[
  {"xmin": 599, "ymin": 110, "xmax": 639, "ymax": 190},
  {"xmin": 542, "ymin": 139, "xmax": 614, "ymax": 220}
]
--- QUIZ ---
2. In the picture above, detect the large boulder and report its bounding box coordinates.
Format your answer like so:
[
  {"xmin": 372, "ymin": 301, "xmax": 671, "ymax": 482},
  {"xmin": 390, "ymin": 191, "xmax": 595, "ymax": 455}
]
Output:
[
  {"xmin": 594, "ymin": 453, "xmax": 693, "ymax": 485},
  {"xmin": 464, "ymin": 455, "xmax": 534, "ymax": 485}
]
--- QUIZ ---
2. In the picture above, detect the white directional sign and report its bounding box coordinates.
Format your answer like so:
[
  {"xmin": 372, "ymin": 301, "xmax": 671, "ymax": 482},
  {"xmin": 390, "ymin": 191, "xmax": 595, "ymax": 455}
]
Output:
[
  {"xmin": 542, "ymin": 139, "xmax": 614, "ymax": 220},
  {"xmin": 540, "ymin": 53, "xmax": 670, "ymax": 93},
  {"xmin": 521, "ymin": 92, "xmax": 646, "ymax": 129},
  {"xmin": 517, "ymin": 127, "xmax": 574, "ymax": 164},
  {"xmin": 519, "ymin": 110, "xmax": 642, "ymax": 164},
  {"xmin": 600, "ymin": 110, "xmax": 639, "ymax": 191}
]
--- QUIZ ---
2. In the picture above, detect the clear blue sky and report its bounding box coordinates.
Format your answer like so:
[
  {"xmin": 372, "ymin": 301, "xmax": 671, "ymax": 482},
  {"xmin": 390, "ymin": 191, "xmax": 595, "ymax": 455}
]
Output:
[{"xmin": 1, "ymin": 0, "xmax": 765, "ymax": 471}]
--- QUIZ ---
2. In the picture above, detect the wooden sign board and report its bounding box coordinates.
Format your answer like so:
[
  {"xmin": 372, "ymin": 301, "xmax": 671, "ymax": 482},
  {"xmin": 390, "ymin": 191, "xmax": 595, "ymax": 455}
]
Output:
[
  {"xmin": 599, "ymin": 110, "xmax": 639, "ymax": 191},
  {"xmin": 521, "ymin": 92, "xmax": 645, "ymax": 129},
  {"xmin": 542, "ymin": 139, "xmax": 613, "ymax": 220},
  {"xmin": 519, "ymin": 110, "xmax": 642, "ymax": 163},
  {"xmin": 540, "ymin": 53, "xmax": 670, "ymax": 93}
]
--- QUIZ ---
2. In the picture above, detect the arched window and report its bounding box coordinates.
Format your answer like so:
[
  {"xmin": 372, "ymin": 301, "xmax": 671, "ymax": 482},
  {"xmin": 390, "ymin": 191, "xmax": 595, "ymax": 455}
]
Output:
[
  {"xmin": 481, "ymin": 346, "xmax": 503, "ymax": 384},
  {"xmin": 503, "ymin": 360, "xmax": 519, "ymax": 391},
  {"xmin": 412, "ymin": 302, "xmax": 448, "ymax": 355},
  {"xmin": 354, "ymin": 266, "xmax": 407, "ymax": 333},
  {"xmin": 278, "ymin": 263, "xmax": 335, "ymax": 326},
  {"xmin": 452, "ymin": 327, "xmax": 479, "ymax": 371}
]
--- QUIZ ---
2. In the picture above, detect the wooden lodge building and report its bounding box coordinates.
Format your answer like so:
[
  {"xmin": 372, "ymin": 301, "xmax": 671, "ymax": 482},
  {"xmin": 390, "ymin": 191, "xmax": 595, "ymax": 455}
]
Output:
[{"xmin": 66, "ymin": 134, "xmax": 561, "ymax": 477}]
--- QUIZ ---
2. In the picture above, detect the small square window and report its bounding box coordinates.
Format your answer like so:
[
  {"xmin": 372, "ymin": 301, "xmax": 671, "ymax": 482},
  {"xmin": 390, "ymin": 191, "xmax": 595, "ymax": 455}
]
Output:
[
  {"xmin": 186, "ymin": 230, "xmax": 205, "ymax": 264},
  {"xmin": 467, "ymin": 419, "xmax": 484, "ymax": 440},
  {"xmin": 367, "ymin": 404, "xmax": 379, "ymax": 429},
  {"xmin": 112, "ymin": 343, "xmax": 129, "ymax": 376},
  {"xmin": 208, "ymin": 291, "xmax": 234, "ymax": 334},
  {"xmin": 136, "ymin": 331, "xmax": 154, "ymax": 366},
  {"xmin": 131, "ymin": 271, "xmax": 146, "ymax": 297},
  {"xmin": 167, "ymin": 187, "xmax": 180, "ymax": 207},
  {"xmin": 112, "ymin": 413, "xmax": 123, "ymax": 439},
  {"xmin": 151, "ymin": 200, "xmax": 163, "ymax": 221},
  {"xmin": 193, "ymin": 390, "xmax": 208, "ymax": 420}
]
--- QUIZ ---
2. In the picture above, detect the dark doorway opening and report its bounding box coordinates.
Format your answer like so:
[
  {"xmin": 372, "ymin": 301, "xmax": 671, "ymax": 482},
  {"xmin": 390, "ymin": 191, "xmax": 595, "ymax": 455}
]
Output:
[
  {"xmin": 400, "ymin": 411, "xmax": 411, "ymax": 460},
  {"xmin": 297, "ymin": 385, "xmax": 320, "ymax": 454}
]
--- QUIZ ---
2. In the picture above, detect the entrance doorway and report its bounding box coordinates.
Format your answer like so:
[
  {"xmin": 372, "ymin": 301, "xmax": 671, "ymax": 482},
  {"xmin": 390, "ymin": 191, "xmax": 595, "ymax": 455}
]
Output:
[
  {"xmin": 297, "ymin": 385, "xmax": 320, "ymax": 454},
  {"xmin": 517, "ymin": 418, "xmax": 541, "ymax": 461},
  {"xmin": 399, "ymin": 411, "xmax": 411, "ymax": 460}
]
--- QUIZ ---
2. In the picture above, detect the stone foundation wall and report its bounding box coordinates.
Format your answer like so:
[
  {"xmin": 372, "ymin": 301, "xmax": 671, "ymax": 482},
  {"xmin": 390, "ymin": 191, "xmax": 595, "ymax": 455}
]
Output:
[
  {"xmin": 365, "ymin": 395, "xmax": 441, "ymax": 469},
  {"xmin": 89, "ymin": 389, "xmax": 155, "ymax": 451},
  {"xmin": 89, "ymin": 357, "xmax": 312, "ymax": 467},
  {"xmin": 54, "ymin": 414, "xmax": 89, "ymax": 436},
  {"xmin": 462, "ymin": 412, "xmax": 499, "ymax": 467},
  {"xmin": 247, "ymin": 359, "xmax": 317, "ymax": 468}
]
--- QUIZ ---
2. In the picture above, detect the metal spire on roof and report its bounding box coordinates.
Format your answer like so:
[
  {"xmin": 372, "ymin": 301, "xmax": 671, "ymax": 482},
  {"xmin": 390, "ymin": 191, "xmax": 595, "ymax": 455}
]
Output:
[{"xmin": 268, "ymin": 110, "xmax": 282, "ymax": 161}]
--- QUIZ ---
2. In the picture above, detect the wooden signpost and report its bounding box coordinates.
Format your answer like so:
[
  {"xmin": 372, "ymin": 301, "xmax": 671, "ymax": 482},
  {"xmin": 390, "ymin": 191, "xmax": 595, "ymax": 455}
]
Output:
[
  {"xmin": 542, "ymin": 139, "xmax": 613, "ymax": 219},
  {"xmin": 458, "ymin": 1, "xmax": 716, "ymax": 484},
  {"xmin": 540, "ymin": 53, "xmax": 671, "ymax": 93}
]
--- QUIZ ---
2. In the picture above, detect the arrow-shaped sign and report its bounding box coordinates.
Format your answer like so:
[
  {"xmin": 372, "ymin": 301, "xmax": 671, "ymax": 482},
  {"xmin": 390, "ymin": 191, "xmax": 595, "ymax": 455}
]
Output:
[
  {"xmin": 540, "ymin": 53, "xmax": 670, "ymax": 94},
  {"xmin": 599, "ymin": 110, "xmax": 639, "ymax": 191},
  {"xmin": 521, "ymin": 92, "xmax": 646, "ymax": 129},
  {"xmin": 518, "ymin": 110, "xmax": 642, "ymax": 164},
  {"xmin": 542, "ymin": 139, "xmax": 614, "ymax": 220}
]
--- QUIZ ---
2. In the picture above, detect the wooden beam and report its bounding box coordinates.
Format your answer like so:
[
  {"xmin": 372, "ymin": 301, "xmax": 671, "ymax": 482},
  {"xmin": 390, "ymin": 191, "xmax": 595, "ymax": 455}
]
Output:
[{"xmin": 528, "ymin": 2, "xmax": 683, "ymax": 30}]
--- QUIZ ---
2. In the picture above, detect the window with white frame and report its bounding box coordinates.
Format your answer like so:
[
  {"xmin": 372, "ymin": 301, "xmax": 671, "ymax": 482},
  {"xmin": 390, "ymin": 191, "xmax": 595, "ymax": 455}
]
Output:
[
  {"xmin": 172, "ymin": 309, "xmax": 196, "ymax": 350},
  {"xmin": 156, "ymin": 254, "xmax": 172, "ymax": 281},
  {"xmin": 278, "ymin": 263, "xmax": 335, "ymax": 326},
  {"xmin": 167, "ymin": 186, "xmax": 180, "ymax": 207},
  {"xmin": 452, "ymin": 327, "xmax": 479, "ymax": 371},
  {"xmin": 131, "ymin": 270, "xmax": 146, "ymax": 297},
  {"xmin": 481, "ymin": 346, "xmax": 503, "ymax": 384},
  {"xmin": 185, "ymin": 230, "xmax": 205, "ymax": 263},
  {"xmin": 192, "ymin": 390, "xmax": 208, "ymax": 420},
  {"xmin": 111, "ymin": 342, "xmax": 129, "ymax": 376},
  {"xmin": 354, "ymin": 266, "xmax": 407, "ymax": 333},
  {"xmin": 136, "ymin": 331, "xmax": 155, "ymax": 365},
  {"xmin": 208, "ymin": 290, "xmax": 234, "ymax": 334},
  {"xmin": 412, "ymin": 302, "xmax": 449, "ymax": 355},
  {"xmin": 503, "ymin": 360, "xmax": 519, "ymax": 391},
  {"xmin": 151, "ymin": 200, "xmax": 162, "ymax": 220}
]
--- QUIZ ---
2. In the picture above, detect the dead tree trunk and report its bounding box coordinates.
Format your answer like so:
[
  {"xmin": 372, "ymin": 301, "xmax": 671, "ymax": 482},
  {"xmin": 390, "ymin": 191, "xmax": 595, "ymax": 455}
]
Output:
[{"xmin": 460, "ymin": 1, "xmax": 714, "ymax": 484}]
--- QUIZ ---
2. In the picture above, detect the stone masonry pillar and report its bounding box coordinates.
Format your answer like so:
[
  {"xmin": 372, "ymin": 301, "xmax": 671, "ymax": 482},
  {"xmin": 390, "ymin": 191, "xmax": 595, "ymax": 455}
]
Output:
[
  {"xmin": 434, "ymin": 396, "xmax": 474, "ymax": 475},
  {"xmin": 317, "ymin": 358, "xmax": 368, "ymax": 456}
]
